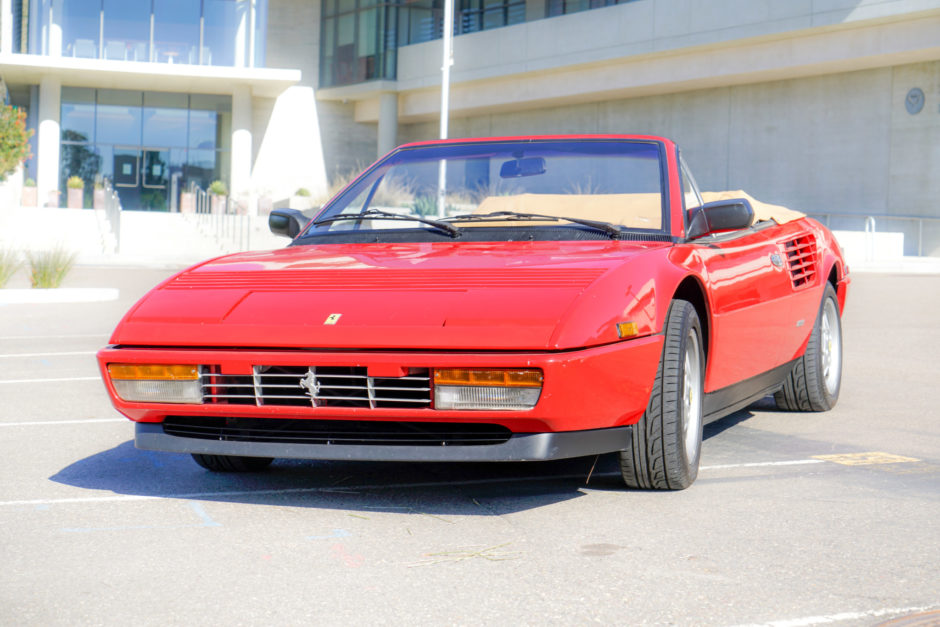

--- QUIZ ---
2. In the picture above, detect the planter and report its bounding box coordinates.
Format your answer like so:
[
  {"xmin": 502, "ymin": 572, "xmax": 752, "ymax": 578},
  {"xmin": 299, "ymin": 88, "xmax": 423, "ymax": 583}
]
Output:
[
  {"xmin": 67, "ymin": 188, "xmax": 84, "ymax": 209},
  {"xmin": 179, "ymin": 192, "xmax": 195, "ymax": 214},
  {"xmin": 21, "ymin": 187, "xmax": 38, "ymax": 207},
  {"xmin": 93, "ymin": 188, "xmax": 106, "ymax": 210}
]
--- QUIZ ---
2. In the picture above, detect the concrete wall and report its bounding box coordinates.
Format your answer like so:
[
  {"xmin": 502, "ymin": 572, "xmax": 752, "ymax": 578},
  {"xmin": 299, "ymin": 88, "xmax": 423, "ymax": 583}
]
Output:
[
  {"xmin": 257, "ymin": 0, "xmax": 378, "ymax": 198},
  {"xmin": 400, "ymin": 61, "xmax": 939, "ymax": 224}
]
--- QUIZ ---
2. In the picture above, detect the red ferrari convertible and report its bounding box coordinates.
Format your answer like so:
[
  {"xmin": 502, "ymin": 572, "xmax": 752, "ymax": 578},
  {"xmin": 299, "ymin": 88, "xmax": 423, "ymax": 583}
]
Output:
[{"xmin": 98, "ymin": 135, "xmax": 848, "ymax": 490}]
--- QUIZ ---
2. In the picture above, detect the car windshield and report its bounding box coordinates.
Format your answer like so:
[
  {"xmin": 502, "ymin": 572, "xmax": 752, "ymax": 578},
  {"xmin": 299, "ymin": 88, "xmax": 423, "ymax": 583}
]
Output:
[{"xmin": 296, "ymin": 139, "xmax": 668, "ymax": 244}]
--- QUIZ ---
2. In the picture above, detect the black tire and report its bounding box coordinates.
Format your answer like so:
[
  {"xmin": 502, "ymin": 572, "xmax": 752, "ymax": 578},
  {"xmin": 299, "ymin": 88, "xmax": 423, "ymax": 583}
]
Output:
[
  {"xmin": 191, "ymin": 454, "xmax": 274, "ymax": 472},
  {"xmin": 620, "ymin": 299, "xmax": 705, "ymax": 490},
  {"xmin": 774, "ymin": 283, "xmax": 842, "ymax": 412}
]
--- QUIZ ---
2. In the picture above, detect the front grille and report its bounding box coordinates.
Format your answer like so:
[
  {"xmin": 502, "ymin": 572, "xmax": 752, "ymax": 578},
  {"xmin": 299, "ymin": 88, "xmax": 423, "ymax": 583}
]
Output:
[
  {"xmin": 201, "ymin": 366, "xmax": 432, "ymax": 409},
  {"xmin": 162, "ymin": 416, "xmax": 512, "ymax": 446},
  {"xmin": 784, "ymin": 236, "xmax": 817, "ymax": 289}
]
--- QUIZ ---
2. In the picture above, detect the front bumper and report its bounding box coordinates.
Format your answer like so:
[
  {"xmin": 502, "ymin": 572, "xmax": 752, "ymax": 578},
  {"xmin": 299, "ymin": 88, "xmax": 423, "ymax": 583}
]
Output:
[
  {"xmin": 99, "ymin": 336, "xmax": 662, "ymax": 456},
  {"xmin": 136, "ymin": 422, "xmax": 632, "ymax": 462}
]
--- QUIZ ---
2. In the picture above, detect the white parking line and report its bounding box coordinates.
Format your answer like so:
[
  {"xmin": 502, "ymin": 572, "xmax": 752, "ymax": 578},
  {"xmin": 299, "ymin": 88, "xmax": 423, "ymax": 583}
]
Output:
[
  {"xmin": 0, "ymin": 419, "xmax": 124, "ymax": 427},
  {"xmin": 0, "ymin": 376, "xmax": 100, "ymax": 384},
  {"xmin": 729, "ymin": 603, "xmax": 940, "ymax": 626},
  {"xmin": 0, "ymin": 351, "xmax": 98, "ymax": 358}
]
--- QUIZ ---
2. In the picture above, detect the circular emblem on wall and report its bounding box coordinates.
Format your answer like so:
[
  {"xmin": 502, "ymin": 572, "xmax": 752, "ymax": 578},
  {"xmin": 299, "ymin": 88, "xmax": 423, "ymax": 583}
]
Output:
[{"xmin": 905, "ymin": 88, "xmax": 925, "ymax": 115}]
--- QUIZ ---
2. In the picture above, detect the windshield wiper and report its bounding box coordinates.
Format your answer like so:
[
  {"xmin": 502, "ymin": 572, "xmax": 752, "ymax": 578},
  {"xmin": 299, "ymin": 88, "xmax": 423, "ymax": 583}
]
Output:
[
  {"xmin": 311, "ymin": 208, "xmax": 462, "ymax": 238},
  {"xmin": 444, "ymin": 211, "xmax": 624, "ymax": 239}
]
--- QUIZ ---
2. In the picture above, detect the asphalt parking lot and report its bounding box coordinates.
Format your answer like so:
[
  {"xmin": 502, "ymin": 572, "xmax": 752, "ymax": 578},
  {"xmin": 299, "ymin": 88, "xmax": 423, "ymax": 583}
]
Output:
[{"xmin": 1, "ymin": 267, "xmax": 938, "ymax": 626}]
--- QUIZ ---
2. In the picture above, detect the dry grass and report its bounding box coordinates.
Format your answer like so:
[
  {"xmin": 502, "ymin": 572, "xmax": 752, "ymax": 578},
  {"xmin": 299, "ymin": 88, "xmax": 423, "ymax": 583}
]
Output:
[
  {"xmin": 0, "ymin": 249, "xmax": 21, "ymax": 288},
  {"xmin": 26, "ymin": 247, "xmax": 77, "ymax": 288}
]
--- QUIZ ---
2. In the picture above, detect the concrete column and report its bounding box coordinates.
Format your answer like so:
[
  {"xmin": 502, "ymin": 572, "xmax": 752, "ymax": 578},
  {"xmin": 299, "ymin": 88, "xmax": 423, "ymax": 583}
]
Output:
[
  {"xmin": 1, "ymin": 0, "xmax": 13, "ymax": 55},
  {"xmin": 377, "ymin": 92, "xmax": 399, "ymax": 158},
  {"xmin": 37, "ymin": 75, "xmax": 61, "ymax": 207},
  {"xmin": 231, "ymin": 84, "xmax": 254, "ymax": 213}
]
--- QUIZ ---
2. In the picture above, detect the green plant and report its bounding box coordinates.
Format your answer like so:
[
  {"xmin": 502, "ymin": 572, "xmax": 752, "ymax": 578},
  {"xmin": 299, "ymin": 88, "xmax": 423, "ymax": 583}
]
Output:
[
  {"xmin": 67, "ymin": 175, "xmax": 84, "ymax": 189},
  {"xmin": 24, "ymin": 177, "xmax": 36, "ymax": 187},
  {"xmin": 295, "ymin": 187, "xmax": 311, "ymax": 197},
  {"xmin": 0, "ymin": 250, "xmax": 21, "ymax": 288},
  {"xmin": 208, "ymin": 180, "xmax": 228, "ymax": 195},
  {"xmin": 26, "ymin": 248, "xmax": 77, "ymax": 289},
  {"xmin": 0, "ymin": 104, "xmax": 33, "ymax": 182}
]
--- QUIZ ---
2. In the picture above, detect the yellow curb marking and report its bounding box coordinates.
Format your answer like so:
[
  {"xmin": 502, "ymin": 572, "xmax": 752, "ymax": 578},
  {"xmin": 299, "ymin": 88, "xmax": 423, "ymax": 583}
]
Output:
[{"xmin": 813, "ymin": 452, "xmax": 921, "ymax": 466}]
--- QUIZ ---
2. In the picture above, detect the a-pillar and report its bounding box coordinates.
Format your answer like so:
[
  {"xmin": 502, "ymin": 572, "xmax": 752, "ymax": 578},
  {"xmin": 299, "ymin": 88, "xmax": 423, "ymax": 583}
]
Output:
[
  {"xmin": 231, "ymin": 84, "xmax": 254, "ymax": 215},
  {"xmin": 37, "ymin": 75, "xmax": 61, "ymax": 207},
  {"xmin": 377, "ymin": 91, "xmax": 398, "ymax": 158}
]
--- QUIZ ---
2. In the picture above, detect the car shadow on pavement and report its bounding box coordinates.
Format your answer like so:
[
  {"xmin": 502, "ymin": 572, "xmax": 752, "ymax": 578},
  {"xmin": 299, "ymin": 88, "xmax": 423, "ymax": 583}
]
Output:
[{"xmin": 48, "ymin": 439, "xmax": 624, "ymax": 515}]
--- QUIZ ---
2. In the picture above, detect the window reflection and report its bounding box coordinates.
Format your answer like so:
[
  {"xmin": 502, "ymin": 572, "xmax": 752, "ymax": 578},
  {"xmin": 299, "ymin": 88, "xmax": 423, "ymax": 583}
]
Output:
[
  {"xmin": 102, "ymin": 0, "xmax": 150, "ymax": 61},
  {"xmin": 154, "ymin": 0, "xmax": 201, "ymax": 64},
  {"xmin": 32, "ymin": 0, "xmax": 266, "ymax": 67},
  {"xmin": 62, "ymin": 0, "xmax": 100, "ymax": 59},
  {"xmin": 59, "ymin": 89, "xmax": 231, "ymax": 212}
]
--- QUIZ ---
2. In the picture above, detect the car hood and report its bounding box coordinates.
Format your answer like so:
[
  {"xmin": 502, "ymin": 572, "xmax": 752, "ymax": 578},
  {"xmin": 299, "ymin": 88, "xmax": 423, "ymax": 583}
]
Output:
[{"xmin": 111, "ymin": 240, "xmax": 669, "ymax": 351}]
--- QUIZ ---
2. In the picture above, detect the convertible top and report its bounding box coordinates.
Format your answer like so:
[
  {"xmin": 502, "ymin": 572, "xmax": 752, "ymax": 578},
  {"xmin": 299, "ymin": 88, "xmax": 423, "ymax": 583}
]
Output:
[{"xmin": 701, "ymin": 191, "xmax": 805, "ymax": 224}]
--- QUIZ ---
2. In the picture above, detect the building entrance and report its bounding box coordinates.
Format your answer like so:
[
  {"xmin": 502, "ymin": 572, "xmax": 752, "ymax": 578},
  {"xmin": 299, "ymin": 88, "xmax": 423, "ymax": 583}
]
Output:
[{"xmin": 113, "ymin": 147, "xmax": 171, "ymax": 211}]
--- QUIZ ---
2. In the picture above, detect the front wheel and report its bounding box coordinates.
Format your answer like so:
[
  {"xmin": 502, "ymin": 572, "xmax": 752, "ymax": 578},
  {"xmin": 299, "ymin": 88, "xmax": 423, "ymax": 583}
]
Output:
[
  {"xmin": 620, "ymin": 299, "xmax": 705, "ymax": 490},
  {"xmin": 774, "ymin": 283, "xmax": 842, "ymax": 412},
  {"xmin": 191, "ymin": 454, "xmax": 274, "ymax": 472}
]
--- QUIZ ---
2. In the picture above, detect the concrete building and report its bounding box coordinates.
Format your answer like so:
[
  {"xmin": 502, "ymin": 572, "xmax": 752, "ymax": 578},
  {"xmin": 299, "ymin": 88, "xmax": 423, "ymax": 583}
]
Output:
[{"xmin": 2, "ymin": 0, "xmax": 939, "ymax": 254}]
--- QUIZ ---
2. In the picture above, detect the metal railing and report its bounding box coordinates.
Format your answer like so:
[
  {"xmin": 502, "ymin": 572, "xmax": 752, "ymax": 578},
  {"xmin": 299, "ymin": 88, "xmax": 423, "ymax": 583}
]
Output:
[
  {"xmin": 807, "ymin": 212, "xmax": 940, "ymax": 258},
  {"xmin": 188, "ymin": 185, "xmax": 251, "ymax": 252}
]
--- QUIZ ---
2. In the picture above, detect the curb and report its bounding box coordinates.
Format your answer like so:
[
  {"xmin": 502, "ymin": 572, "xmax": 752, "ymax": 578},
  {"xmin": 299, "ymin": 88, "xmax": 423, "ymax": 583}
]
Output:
[{"xmin": 0, "ymin": 288, "xmax": 120, "ymax": 305}]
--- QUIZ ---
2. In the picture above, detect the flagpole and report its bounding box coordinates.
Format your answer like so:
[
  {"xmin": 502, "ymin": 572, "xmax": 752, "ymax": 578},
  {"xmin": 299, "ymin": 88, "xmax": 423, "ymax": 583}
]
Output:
[{"xmin": 436, "ymin": 0, "xmax": 454, "ymax": 217}]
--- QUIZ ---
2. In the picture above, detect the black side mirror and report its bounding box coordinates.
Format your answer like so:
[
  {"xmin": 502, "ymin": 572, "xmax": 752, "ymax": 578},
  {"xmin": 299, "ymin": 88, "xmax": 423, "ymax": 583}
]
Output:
[
  {"xmin": 269, "ymin": 209, "xmax": 311, "ymax": 238},
  {"xmin": 687, "ymin": 198, "xmax": 755, "ymax": 240}
]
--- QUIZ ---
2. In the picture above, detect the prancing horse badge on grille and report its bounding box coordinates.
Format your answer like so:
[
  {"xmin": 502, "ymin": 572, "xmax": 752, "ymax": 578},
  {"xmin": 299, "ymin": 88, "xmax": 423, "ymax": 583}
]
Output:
[{"xmin": 324, "ymin": 313, "xmax": 342, "ymax": 325}]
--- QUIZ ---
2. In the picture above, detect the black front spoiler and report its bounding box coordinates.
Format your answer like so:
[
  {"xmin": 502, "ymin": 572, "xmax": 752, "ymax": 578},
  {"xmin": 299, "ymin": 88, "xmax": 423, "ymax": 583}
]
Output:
[{"xmin": 135, "ymin": 422, "xmax": 631, "ymax": 462}]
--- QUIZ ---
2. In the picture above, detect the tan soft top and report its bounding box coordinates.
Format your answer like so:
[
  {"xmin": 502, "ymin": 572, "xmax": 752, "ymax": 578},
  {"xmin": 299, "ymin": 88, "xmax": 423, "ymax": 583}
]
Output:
[
  {"xmin": 700, "ymin": 190, "xmax": 805, "ymax": 224},
  {"xmin": 473, "ymin": 193, "xmax": 662, "ymax": 229},
  {"xmin": 464, "ymin": 190, "xmax": 804, "ymax": 229}
]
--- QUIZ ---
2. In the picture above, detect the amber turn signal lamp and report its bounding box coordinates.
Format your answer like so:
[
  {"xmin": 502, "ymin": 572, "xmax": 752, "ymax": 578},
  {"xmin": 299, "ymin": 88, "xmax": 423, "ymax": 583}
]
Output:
[
  {"xmin": 433, "ymin": 368, "xmax": 543, "ymax": 388},
  {"xmin": 108, "ymin": 364, "xmax": 199, "ymax": 381},
  {"xmin": 616, "ymin": 322, "xmax": 639, "ymax": 338}
]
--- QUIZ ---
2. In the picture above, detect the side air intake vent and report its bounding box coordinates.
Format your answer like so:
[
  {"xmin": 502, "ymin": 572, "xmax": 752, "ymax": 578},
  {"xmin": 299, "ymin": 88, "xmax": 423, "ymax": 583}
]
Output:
[{"xmin": 784, "ymin": 236, "xmax": 817, "ymax": 289}]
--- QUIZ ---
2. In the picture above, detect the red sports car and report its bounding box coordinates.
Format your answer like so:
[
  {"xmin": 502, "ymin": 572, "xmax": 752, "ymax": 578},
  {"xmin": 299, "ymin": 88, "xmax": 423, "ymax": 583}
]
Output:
[{"xmin": 98, "ymin": 135, "xmax": 848, "ymax": 490}]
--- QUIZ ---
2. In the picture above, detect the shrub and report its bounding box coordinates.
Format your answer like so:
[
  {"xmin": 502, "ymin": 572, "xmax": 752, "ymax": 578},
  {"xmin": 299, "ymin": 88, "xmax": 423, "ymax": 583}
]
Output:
[
  {"xmin": 295, "ymin": 187, "xmax": 311, "ymax": 197},
  {"xmin": 67, "ymin": 175, "xmax": 84, "ymax": 189},
  {"xmin": 0, "ymin": 104, "xmax": 33, "ymax": 182},
  {"xmin": 0, "ymin": 250, "xmax": 21, "ymax": 288},
  {"xmin": 208, "ymin": 180, "xmax": 228, "ymax": 195},
  {"xmin": 24, "ymin": 177, "xmax": 36, "ymax": 187},
  {"xmin": 26, "ymin": 247, "xmax": 77, "ymax": 289}
]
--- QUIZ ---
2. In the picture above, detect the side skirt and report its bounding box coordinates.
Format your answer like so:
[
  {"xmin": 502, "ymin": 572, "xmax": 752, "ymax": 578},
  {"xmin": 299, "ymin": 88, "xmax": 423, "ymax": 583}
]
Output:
[{"xmin": 703, "ymin": 359, "xmax": 798, "ymax": 423}]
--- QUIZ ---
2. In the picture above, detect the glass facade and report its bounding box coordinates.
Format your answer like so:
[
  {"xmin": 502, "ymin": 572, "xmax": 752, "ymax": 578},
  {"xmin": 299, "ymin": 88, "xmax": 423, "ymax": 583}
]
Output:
[
  {"xmin": 320, "ymin": 0, "xmax": 524, "ymax": 88},
  {"xmin": 29, "ymin": 0, "xmax": 267, "ymax": 67},
  {"xmin": 547, "ymin": 0, "xmax": 636, "ymax": 17},
  {"xmin": 60, "ymin": 87, "xmax": 231, "ymax": 211}
]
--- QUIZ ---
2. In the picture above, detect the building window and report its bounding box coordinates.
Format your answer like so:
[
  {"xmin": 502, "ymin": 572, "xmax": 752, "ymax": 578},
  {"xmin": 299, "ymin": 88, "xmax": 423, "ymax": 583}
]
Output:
[
  {"xmin": 29, "ymin": 0, "xmax": 267, "ymax": 67},
  {"xmin": 320, "ymin": 0, "xmax": 524, "ymax": 88},
  {"xmin": 547, "ymin": 0, "xmax": 636, "ymax": 17},
  {"xmin": 60, "ymin": 87, "xmax": 231, "ymax": 211}
]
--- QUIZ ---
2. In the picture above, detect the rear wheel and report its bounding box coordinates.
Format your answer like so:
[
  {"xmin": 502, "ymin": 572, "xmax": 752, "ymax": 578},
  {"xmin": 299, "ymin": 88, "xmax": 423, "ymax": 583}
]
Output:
[
  {"xmin": 191, "ymin": 454, "xmax": 274, "ymax": 472},
  {"xmin": 774, "ymin": 283, "xmax": 842, "ymax": 412},
  {"xmin": 620, "ymin": 299, "xmax": 704, "ymax": 490}
]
